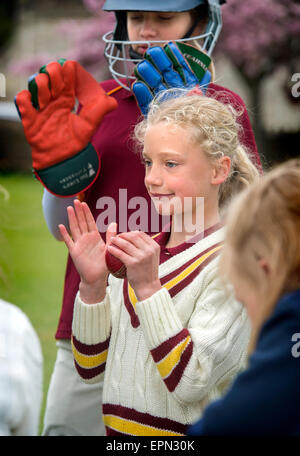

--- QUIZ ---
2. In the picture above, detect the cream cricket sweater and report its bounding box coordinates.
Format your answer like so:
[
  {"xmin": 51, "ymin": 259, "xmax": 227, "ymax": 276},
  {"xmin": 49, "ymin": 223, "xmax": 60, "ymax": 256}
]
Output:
[{"xmin": 71, "ymin": 225, "xmax": 250, "ymax": 436}]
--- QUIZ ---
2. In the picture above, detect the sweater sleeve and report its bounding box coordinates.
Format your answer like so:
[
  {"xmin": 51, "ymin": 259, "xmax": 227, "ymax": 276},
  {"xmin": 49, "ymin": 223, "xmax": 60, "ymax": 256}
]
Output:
[
  {"xmin": 135, "ymin": 265, "xmax": 250, "ymax": 404},
  {"xmin": 71, "ymin": 290, "xmax": 111, "ymax": 384}
]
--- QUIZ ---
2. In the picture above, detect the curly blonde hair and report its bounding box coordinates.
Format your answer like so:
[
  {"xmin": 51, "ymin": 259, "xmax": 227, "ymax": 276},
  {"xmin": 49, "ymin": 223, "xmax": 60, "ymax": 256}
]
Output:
[{"xmin": 134, "ymin": 89, "xmax": 260, "ymax": 209}]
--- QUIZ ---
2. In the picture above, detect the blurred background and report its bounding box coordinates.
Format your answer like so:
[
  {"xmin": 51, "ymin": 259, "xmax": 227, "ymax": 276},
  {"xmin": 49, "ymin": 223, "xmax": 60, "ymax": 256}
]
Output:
[{"xmin": 0, "ymin": 0, "xmax": 299, "ymax": 433}]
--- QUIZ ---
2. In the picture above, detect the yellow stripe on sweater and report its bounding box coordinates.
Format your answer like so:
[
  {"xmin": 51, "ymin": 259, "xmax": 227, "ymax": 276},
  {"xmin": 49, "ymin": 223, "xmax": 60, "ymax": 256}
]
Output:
[
  {"xmin": 128, "ymin": 244, "xmax": 222, "ymax": 309},
  {"xmin": 163, "ymin": 244, "xmax": 222, "ymax": 290},
  {"xmin": 103, "ymin": 415, "xmax": 184, "ymax": 436},
  {"xmin": 156, "ymin": 336, "xmax": 191, "ymax": 379},
  {"xmin": 71, "ymin": 340, "xmax": 108, "ymax": 369}
]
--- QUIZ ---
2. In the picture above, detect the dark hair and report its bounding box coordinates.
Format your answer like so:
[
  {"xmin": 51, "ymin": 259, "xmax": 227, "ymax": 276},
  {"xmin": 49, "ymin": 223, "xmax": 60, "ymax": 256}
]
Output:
[{"xmin": 194, "ymin": 4, "xmax": 209, "ymax": 20}]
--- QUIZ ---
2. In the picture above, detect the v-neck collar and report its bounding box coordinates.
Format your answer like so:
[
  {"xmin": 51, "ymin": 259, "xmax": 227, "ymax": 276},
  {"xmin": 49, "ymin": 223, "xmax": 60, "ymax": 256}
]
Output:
[{"xmin": 154, "ymin": 222, "xmax": 224, "ymax": 262}]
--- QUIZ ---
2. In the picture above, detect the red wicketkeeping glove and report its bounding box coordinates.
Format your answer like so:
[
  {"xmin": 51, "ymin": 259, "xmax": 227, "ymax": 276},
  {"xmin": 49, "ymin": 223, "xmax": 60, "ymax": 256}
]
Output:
[{"xmin": 15, "ymin": 59, "xmax": 118, "ymax": 197}]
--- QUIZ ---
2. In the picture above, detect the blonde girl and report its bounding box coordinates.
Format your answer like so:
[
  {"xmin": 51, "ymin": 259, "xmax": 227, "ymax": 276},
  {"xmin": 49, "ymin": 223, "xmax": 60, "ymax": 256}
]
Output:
[
  {"xmin": 59, "ymin": 92, "xmax": 259, "ymax": 436},
  {"xmin": 189, "ymin": 158, "xmax": 300, "ymax": 436}
]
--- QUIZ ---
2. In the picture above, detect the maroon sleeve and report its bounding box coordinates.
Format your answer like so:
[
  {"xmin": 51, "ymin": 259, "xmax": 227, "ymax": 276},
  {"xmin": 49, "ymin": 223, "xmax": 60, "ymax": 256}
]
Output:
[{"xmin": 207, "ymin": 83, "xmax": 262, "ymax": 173}]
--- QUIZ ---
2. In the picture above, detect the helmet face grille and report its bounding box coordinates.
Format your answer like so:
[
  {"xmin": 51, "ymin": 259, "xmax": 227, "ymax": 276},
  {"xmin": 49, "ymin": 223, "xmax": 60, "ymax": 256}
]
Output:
[
  {"xmin": 103, "ymin": 35, "xmax": 137, "ymax": 90},
  {"xmin": 103, "ymin": 31, "xmax": 220, "ymax": 90}
]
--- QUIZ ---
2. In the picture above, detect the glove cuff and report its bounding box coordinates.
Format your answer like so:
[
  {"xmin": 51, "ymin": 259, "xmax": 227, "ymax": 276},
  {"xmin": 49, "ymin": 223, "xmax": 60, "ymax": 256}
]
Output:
[{"xmin": 34, "ymin": 143, "xmax": 100, "ymax": 197}]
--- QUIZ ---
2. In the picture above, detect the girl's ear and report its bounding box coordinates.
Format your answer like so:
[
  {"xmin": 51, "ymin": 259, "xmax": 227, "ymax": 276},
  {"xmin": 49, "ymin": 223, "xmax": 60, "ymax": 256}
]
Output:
[
  {"xmin": 211, "ymin": 156, "xmax": 231, "ymax": 185},
  {"xmin": 258, "ymin": 258, "xmax": 271, "ymax": 277}
]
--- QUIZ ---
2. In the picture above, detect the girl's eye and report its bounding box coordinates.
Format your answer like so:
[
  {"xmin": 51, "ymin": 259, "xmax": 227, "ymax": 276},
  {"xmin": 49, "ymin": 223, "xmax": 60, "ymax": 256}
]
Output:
[
  {"xmin": 159, "ymin": 16, "xmax": 174, "ymax": 21},
  {"xmin": 143, "ymin": 158, "xmax": 152, "ymax": 167},
  {"xmin": 166, "ymin": 162, "xmax": 177, "ymax": 168},
  {"xmin": 128, "ymin": 13, "xmax": 143, "ymax": 21}
]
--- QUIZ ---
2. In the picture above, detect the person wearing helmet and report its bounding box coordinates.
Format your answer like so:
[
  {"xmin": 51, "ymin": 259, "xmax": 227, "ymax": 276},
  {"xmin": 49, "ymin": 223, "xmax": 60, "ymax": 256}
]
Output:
[
  {"xmin": 102, "ymin": 0, "xmax": 225, "ymax": 90},
  {"xmin": 36, "ymin": 0, "xmax": 261, "ymax": 436}
]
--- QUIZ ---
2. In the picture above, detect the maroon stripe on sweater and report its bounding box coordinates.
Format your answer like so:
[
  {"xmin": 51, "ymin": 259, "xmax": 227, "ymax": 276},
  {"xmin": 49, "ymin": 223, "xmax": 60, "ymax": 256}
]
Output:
[
  {"xmin": 164, "ymin": 339, "xmax": 193, "ymax": 392},
  {"xmin": 74, "ymin": 359, "xmax": 106, "ymax": 380},
  {"xmin": 123, "ymin": 279, "xmax": 140, "ymax": 328},
  {"xmin": 150, "ymin": 328, "xmax": 190, "ymax": 363},
  {"xmin": 168, "ymin": 249, "xmax": 222, "ymax": 298},
  {"xmin": 160, "ymin": 241, "xmax": 223, "ymax": 287},
  {"xmin": 72, "ymin": 334, "xmax": 110, "ymax": 356},
  {"xmin": 103, "ymin": 403, "xmax": 187, "ymax": 434}
]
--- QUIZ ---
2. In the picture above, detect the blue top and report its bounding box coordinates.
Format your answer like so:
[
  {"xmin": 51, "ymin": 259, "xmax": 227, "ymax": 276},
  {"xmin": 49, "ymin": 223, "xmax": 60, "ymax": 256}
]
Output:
[{"xmin": 188, "ymin": 288, "xmax": 300, "ymax": 436}]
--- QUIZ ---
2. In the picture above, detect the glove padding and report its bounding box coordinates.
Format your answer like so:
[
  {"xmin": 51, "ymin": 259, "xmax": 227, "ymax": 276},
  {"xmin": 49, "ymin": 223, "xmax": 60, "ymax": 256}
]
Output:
[
  {"xmin": 15, "ymin": 60, "xmax": 118, "ymax": 197},
  {"xmin": 132, "ymin": 41, "xmax": 212, "ymax": 116}
]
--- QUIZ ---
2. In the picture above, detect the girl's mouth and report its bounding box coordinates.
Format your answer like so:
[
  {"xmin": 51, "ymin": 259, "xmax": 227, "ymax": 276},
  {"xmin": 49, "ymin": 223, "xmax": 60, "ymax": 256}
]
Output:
[
  {"xmin": 136, "ymin": 45, "xmax": 150, "ymax": 56},
  {"xmin": 150, "ymin": 193, "xmax": 175, "ymax": 199}
]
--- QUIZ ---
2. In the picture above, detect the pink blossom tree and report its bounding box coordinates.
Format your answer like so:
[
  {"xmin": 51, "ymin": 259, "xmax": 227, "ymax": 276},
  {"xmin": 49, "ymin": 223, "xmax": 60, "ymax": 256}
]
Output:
[
  {"xmin": 216, "ymin": 0, "xmax": 300, "ymax": 81},
  {"xmin": 215, "ymin": 0, "xmax": 300, "ymax": 165}
]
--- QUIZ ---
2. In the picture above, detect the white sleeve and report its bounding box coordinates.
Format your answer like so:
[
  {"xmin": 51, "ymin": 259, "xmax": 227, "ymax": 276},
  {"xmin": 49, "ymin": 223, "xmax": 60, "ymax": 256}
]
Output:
[
  {"xmin": 0, "ymin": 300, "xmax": 43, "ymax": 436},
  {"xmin": 13, "ymin": 318, "xmax": 43, "ymax": 436},
  {"xmin": 42, "ymin": 189, "xmax": 76, "ymax": 240},
  {"xmin": 71, "ymin": 290, "xmax": 111, "ymax": 384}
]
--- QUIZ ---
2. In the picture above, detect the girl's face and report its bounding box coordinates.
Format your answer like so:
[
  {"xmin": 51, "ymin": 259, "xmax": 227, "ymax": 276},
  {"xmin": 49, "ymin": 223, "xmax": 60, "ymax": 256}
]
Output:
[
  {"xmin": 143, "ymin": 122, "xmax": 218, "ymax": 218},
  {"xmin": 127, "ymin": 11, "xmax": 198, "ymax": 55}
]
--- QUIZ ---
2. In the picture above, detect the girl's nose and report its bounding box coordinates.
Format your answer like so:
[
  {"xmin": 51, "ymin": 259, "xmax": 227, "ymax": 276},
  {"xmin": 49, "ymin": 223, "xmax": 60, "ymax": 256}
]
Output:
[
  {"xmin": 139, "ymin": 19, "xmax": 157, "ymax": 40},
  {"xmin": 145, "ymin": 165, "xmax": 163, "ymax": 187}
]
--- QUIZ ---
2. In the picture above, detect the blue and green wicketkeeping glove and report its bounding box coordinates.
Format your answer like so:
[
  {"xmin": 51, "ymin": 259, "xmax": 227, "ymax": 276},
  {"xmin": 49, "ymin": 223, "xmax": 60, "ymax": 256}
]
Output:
[{"xmin": 132, "ymin": 41, "xmax": 213, "ymax": 116}]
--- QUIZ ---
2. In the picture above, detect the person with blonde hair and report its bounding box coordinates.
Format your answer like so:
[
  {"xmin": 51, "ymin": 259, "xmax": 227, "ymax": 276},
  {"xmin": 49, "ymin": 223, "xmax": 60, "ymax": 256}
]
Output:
[
  {"xmin": 188, "ymin": 158, "xmax": 300, "ymax": 436},
  {"xmin": 58, "ymin": 92, "xmax": 259, "ymax": 436}
]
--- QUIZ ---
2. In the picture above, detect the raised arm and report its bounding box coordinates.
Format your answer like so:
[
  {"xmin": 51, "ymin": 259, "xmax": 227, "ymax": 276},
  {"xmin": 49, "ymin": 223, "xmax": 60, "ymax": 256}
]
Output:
[
  {"xmin": 59, "ymin": 200, "xmax": 116, "ymax": 383},
  {"xmin": 15, "ymin": 59, "xmax": 117, "ymax": 197}
]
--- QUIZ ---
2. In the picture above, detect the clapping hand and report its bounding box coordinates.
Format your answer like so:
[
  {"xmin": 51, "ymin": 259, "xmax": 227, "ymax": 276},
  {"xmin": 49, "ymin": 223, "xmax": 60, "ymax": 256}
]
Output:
[{"xmin": 59, "ymin": 199, "xmax": 116, "ymax": 303}]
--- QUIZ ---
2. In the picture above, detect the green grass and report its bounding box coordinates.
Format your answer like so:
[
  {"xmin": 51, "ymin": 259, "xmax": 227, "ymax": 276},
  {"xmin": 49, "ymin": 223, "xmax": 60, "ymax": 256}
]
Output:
[{"xmin": 0, "ymin": 173, "xmax": 68, "ymax": 434}]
